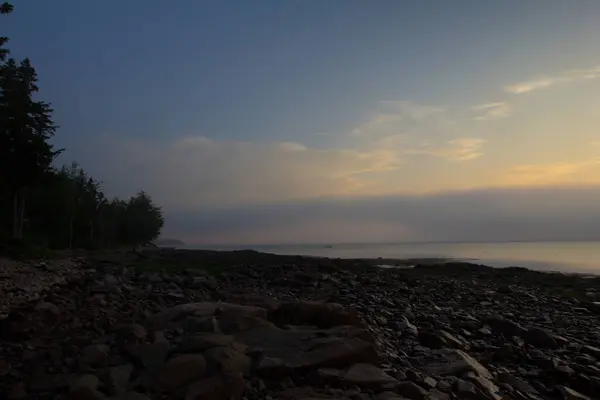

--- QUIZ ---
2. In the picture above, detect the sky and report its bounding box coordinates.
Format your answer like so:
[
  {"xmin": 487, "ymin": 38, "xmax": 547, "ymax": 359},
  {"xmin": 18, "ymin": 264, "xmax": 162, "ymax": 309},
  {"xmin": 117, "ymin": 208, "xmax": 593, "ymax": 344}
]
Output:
[{"xmin": 5, "ymin": 0, "xmax": 600, "ymax": 244}]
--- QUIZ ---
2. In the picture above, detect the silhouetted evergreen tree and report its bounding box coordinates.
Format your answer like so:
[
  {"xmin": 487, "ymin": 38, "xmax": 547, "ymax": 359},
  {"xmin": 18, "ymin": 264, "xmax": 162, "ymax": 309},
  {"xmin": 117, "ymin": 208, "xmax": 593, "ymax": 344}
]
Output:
[{"xmin": 0, "ymin": 3, "xmax": 164, "ymax": 251}]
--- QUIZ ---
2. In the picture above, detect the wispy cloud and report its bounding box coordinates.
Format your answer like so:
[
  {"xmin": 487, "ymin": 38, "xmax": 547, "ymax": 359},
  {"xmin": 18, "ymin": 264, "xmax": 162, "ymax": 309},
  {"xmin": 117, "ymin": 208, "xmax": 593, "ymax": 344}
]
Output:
[
  {"xmin": 505, "ymin": 65, "xmax": 600, "ymax": 94},
  {"xmin": 86, "ymin": 134, "xmax": 405, "ymax": 209},
  {"xmin": 472, "ymin": 102, "xmax": 511, "ymax": 120},
  {"xmin": 406, "ymin": 137, "xmax": 486, "ymax": 161},
  {"xmin": 378, "ymin": 101, "xmax": 445, "ymax": 120},
  {"xmin": 500, "ymin": 159, "xmax": 600, "ymax": 186},
  {"xmin": 353, "ymin": 101, "xmax": 446, "ymax": 138},
  {"xmin": 278, "ymin": 142, "xmax": 307, "ymax": 152}
]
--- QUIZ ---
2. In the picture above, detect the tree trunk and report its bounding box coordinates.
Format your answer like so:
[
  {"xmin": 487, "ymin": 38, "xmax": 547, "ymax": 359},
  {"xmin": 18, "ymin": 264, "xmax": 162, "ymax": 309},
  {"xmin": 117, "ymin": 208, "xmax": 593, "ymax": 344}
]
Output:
[
  {"xmin": 89, "ymin": 217, "xmax": 93, "ymax": 245},
  {"xmin": 68, "ymin": 213, "xmax": 73, "ymax": 249},
  {"xmin": 12, "ymin": 192, "xmax": 20, "ymax": 239},
  {"xmin": 11, "ymin": 189, "xmax": 24, "ymax": 240},
  {"xmin": 19, "ymin": 189, "xmax": 25, "ymax": 236}
]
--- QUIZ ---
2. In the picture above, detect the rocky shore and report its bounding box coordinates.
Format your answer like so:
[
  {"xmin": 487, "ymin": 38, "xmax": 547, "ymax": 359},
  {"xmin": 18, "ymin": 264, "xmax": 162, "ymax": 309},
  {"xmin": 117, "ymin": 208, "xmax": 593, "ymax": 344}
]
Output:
[{"xmin": 1, "ymin": 249, "xmax": 600, "ymax": 399}]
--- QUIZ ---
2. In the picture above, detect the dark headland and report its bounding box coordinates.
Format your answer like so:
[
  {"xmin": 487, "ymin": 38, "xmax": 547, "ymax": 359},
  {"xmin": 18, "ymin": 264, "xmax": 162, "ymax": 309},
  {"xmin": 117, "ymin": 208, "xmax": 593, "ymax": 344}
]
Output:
[{"xmin": 1, "ymin": 248, "xmax": 599, "ymax": 400}]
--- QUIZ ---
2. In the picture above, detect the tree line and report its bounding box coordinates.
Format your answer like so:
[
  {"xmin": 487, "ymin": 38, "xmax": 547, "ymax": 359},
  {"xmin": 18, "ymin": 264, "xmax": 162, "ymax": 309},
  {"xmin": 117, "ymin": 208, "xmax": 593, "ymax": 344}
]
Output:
[{"xmin": 0, "ymin": 3, "xmax": 164, "ymax": 250}]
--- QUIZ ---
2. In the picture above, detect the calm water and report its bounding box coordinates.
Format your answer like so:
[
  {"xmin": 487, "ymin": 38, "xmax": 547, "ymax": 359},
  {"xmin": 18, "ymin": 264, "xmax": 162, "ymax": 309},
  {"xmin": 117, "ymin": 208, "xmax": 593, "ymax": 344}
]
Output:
[{"xmin": 184, "ymin": 241, "xmax": 600, "ymax": 274}]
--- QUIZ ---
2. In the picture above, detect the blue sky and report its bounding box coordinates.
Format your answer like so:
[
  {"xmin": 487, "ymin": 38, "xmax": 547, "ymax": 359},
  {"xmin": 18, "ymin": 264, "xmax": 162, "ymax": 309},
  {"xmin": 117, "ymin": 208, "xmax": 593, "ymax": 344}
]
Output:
[{"xmin": 5, "ymin": 1, "xmax": 600, "ymax": 243}]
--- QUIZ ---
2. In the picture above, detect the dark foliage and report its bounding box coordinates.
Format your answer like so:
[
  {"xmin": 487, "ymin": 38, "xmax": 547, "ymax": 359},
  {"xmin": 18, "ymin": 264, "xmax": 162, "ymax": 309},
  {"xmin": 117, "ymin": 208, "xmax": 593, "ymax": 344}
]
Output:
[{"xmin": 0, "ymin": 3, "xmax": 164, "ymax": 250}]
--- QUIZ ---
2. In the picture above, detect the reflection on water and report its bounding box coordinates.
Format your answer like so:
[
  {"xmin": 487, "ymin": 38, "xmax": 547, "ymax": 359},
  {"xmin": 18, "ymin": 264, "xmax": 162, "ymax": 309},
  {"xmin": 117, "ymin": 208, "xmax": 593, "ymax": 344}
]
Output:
[{"xmin": 185, "ymin": 241, "xmax": 600, "ymax": 274}]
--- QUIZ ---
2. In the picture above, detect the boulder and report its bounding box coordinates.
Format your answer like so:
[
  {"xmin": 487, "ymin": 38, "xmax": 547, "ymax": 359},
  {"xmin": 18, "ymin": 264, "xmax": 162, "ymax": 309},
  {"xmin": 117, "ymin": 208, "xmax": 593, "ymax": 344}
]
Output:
[
  {"xmin": 184, "ymin": 372, "xmax": 245, "ymax": 400},
  {"xmin": 156, "ymin": 354, "xmax": 207, "ymax": 390},
  {"xmin": 148, "ymin": 302, "xmax": 267, "ymax": 330},
  {"xmin": 317, "ymin": 363, "xmax": 397, "ymax": 389},
  {"xmin": 420, "ymin": 349, "xmax": 492, "ymax": 379},
  {"xmin": 268, "ymin": 301, "xmax": 364, "ymax": 329}
]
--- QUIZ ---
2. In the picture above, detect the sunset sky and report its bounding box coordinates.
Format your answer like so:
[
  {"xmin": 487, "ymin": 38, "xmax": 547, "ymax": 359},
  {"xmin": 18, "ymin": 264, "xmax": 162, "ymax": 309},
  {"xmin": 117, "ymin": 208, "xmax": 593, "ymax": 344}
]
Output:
[{"xmin": 6, "ymin": 1, "xmax": 600, "ymax": 244}]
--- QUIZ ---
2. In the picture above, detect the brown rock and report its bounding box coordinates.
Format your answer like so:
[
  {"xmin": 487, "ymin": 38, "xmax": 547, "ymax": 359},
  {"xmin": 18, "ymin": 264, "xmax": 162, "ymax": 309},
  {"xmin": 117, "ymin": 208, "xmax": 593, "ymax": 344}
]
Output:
[
  {"xmin": 374, "ymin": 392, "xmax": 408, "ymax": 400},
  {"xmin": 258, "ymin": 356, "xmax": 290, "ymax": 377},
  {"xmin": 525, "ymin": 327, "xmax": 559, "ymax": 349},
  {"xmin": 581, "ymin": 345, "xmax": 600, "ymax": 359},
  {"xmin": 395, "ymin": 381, "xmax": 429, "ymax": 400},
  {"xmin": 427, "ymin": 389, "xmax": 450, "ymax": 400},
  {"xmin": 35, "ymin": 301, "xmax": 62, "ymax": 325},
  {"xmin": 80, "ymin": 344, "xmax": 110, "ymax": 367},
  {"xmin": 157, "ymin": 354, "xmax": 207, "ymax": 390},
  {"xmin": 6, "ymin": 382, "xmax": 28, "ymax": 399},
  {"xmin": 217, "ymin": 313, "xmax": 276, "ymax": 334},
  {"xmin": 204, "ymin": 346, "xmax": 251, "ymax": 375},
  {"xmin": 556, "ymin": 385, "xmax": 592, "ymax": 400},
  {"xmin": 486, "ymin": 316, "xmax": 527, "ymax": 337},
  {"xmin": 107, "ymin": 364, "xmax": 133, "ymax": 395},
  {"xmin": 115, "ymin": 324, "xmax": 146, "ymax": 347},
  {"xmin": 108, "ymin": 392, "xmax": 152, "ymax": 400},
  {"xmin": 132, "ymin": 341, "xmax": 170, "ymax": 372},
  {"xmin": 179, "ymin": 333, "xmax": 234, "ymax": 352},
  {"xmin": 28, "ymin": 372, "xmax": 69, "ymax": 392},
  {"xmin": 436, "ymin": 330, "xmax": 464, "ymax": 349},
  {"xmin": 467, "ymin": 373, "xmax": 501, "ymax": 400},
  {"xmin": 299, "ymin": 337, "xmax": 379, "ymax": 369},
  {"xmin": 317, "ymin": 363, "xmax": 397, "ymax": 389},
  {"xmin": 149, "ymin": 302, "xmax": 267, "ymax": 330},
  {"xmin": 269, "ymin": 301, "xmax": 363, "ymax": 329},
  {"xmin": 497, "ymin": 372, "xmax": 538, "ymax": 394},
  {"xmin": 69, "ymin": 374, "xmax": 104, "ymax": 400},
  {"xmin": 421, "ymin": 349, "xmax": 491, "ymax": 379},
  {"xmin": 0, "ymin": 359, "xmax": 11, "ymax": 376},
  {"xmin": 184, "ymin": 372, "xmax": 245, "ymax": 400}
]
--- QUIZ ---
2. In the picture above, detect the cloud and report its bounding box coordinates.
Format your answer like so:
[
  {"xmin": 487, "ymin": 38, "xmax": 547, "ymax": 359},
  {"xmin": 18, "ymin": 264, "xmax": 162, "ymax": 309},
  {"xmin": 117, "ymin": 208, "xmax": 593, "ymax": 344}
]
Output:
[
  {"xmin": 499, "ymin": 159, "xmax": 600, "ymax": 186},
  {"xmin": 406, "ymin": 137, "xmax": 486, "ymax": 161},
  {"xmin": 378, "ymin": 101, "xmax": 445, "ymax": 120},
  {"xmin": 278, "ymin": 142, "xmax": 307, "ymax": 152},
  {"xmin": 84, "ymin": 134, "xmax": 404, "ymax": 209},
  {"xmin": 163, "ymin": 185, "xmax": 600, "ymax": 245},
  {"xmin": 505, "ymin": 65, "xmax": 600, "ymax": 94},
  {"xmin": 472, "ymin": 102, "xmax": 511, "ymax": 120},
  {"xmin": 352, "ymin": 101, "xmax": 446, "ymax": 139}
]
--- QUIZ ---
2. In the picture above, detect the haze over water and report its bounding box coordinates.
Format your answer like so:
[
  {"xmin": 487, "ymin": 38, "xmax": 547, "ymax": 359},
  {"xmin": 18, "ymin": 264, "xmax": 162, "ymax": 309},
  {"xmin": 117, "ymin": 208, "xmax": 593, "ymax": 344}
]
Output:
[{"xmin": 185, "ymin": 241, "xmax": 600, "ymax": 274}]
